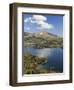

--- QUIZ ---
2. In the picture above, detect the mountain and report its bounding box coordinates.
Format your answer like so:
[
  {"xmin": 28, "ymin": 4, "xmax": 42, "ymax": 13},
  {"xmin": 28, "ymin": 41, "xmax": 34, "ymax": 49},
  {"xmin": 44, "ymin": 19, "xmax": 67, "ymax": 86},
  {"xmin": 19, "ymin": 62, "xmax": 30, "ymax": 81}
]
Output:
[
  {"xmin": 24, "ymin": 31, "xmax": 58, "ymax": 38},
  {"xmin": 24, "ymin": 31, "xmax": 63, "ymax": 48}
]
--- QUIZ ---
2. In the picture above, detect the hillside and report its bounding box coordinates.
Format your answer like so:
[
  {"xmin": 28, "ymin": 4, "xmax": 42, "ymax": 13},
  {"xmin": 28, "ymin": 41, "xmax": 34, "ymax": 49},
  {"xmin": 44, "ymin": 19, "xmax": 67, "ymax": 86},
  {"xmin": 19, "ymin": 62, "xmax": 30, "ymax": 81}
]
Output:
[{"xmin": 24, "ymin": 31, "xmax": 63, "ymax": 48}]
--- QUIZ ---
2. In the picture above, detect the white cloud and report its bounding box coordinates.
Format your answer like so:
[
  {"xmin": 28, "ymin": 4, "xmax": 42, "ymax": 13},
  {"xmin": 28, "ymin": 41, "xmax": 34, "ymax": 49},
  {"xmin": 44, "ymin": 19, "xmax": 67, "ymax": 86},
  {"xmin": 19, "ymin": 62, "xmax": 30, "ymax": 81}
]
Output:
[
  {"xmin": 24, "ymin": 15, "xmax": 54, "ymax": 30},
  {"xmin": 34, "ymin": 20, "xmax": 54, "ymax": 30},
  {"xmin": 32, "ymin": 15, "xmax": 47, "ymax": 21},
  {"xmin": 30, "ymin": 20, "xmax": 36, "ymax": 23},
  {"xmin": 39, "ymin": 22, "xmax": 54, "ymax": 30},
  {"xmin": 24, "ymin": 17, "xmax": 31, "ymax": 23},
  {"xmin": 35, "ymin": 20, "xmax": 44, "ymax": 25},
  {"xmin": 26, "ymin": 27, "xmax": 30, "ymax": 30}
]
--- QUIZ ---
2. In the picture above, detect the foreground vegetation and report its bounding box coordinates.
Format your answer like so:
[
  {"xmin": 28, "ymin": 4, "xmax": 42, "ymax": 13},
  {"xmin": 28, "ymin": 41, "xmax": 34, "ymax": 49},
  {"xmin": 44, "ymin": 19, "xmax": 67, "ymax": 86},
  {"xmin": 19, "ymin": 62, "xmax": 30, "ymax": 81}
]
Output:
[
  {"xmin": 24, "ymin": 53, "xmax": 48, "ymax": 74},
  {"xmin": 24, "ymin": 53, "xmax": 61, "ymax": 74}
]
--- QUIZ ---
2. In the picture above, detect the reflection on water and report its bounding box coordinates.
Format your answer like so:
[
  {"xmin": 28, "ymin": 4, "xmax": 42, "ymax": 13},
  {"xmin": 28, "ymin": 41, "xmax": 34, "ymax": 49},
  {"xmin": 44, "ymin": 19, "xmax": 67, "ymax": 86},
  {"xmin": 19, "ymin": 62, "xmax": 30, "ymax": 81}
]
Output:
[
  {"xmin": 24, "ymin": 48, "xmax": 63, "ymax": 73},
  {"xmin": 25, "ymin": 48, "xmax": 52, "ymax": 58}
]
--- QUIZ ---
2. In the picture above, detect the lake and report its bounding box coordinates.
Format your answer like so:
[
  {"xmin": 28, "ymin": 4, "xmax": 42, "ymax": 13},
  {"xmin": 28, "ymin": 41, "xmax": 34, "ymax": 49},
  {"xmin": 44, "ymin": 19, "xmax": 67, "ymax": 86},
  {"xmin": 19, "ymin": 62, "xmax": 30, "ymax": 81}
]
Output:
[{"xmin": 24, "ymin": 48, "xmax": 63, "ymax": 73}]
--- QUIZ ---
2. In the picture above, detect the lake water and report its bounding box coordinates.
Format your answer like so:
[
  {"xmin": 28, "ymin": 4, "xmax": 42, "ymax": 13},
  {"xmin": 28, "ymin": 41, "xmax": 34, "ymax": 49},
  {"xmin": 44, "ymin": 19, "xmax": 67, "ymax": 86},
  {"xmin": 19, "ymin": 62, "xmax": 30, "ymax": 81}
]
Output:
[{"xmin": 24, "ymin": 48, "xmax": 63, "ymax": 73}]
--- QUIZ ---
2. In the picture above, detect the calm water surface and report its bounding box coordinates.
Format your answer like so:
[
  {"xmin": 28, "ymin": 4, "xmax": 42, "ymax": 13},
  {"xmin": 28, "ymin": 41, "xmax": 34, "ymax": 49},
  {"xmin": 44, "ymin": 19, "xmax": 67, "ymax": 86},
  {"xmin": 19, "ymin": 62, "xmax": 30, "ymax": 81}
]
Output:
[{"xmin": 24, "ymin": 48, "xmax": 63, "ymax": 73}]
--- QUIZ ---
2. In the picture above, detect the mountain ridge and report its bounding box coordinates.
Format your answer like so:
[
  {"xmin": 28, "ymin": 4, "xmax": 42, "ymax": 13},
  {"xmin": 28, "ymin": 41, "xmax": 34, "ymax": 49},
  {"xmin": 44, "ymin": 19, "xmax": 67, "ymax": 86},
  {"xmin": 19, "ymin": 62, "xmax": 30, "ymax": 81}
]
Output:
[
  {"xmin": 24, "ymin": 31, "xmax": 59, "ymax": 38},
  {"xmin": 24, "ymin": 31, "xmax": 63, "ymax": 49}
]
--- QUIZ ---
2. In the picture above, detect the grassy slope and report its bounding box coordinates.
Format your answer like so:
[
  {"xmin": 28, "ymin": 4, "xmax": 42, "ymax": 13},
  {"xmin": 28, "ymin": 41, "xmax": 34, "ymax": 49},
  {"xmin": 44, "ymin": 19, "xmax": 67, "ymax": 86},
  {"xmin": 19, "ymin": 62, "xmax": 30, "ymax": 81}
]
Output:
[{"xmin": 24, "ymin": 35, "xmax": 63, "ymax": 48}]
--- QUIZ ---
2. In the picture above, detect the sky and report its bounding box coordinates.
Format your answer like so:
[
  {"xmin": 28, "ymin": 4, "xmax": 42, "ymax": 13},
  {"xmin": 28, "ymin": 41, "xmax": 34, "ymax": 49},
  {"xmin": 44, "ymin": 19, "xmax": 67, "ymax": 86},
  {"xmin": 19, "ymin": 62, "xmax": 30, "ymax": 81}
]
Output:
[{"xmin": 23, "ymin": 13, "xmax": 63, "ymax": 37}]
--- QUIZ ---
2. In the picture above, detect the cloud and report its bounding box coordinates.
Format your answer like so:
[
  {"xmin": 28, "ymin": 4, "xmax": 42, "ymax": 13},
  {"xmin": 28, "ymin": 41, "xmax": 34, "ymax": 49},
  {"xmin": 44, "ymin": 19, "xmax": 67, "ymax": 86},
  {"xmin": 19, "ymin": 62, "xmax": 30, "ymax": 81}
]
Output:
[
  {"xmin": 26, "ymin": 27, "xmax": 30, "ymax": 30},
  {"xmin": 35, "ymin": 20, "xmax": 54, "ymax": 30},
  {"xmin": 24, "ymin": 17, "xmax": 31, "ymax": 23},
  {"xmin": 30, "ymin": 20, "xmax": 36, "ymax": 23},
  {"xmin": 39, "ymin": 22, "xmax": 54, "ymax": 30},
  {"xmin": 32, "ymin": 15, "xmax": 47, "ymax": 21},
  {"xmin": 24, "ymin": 15, "xmax": 54, "ymax": 30}
]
